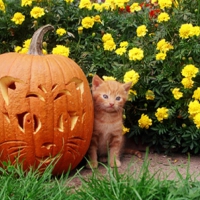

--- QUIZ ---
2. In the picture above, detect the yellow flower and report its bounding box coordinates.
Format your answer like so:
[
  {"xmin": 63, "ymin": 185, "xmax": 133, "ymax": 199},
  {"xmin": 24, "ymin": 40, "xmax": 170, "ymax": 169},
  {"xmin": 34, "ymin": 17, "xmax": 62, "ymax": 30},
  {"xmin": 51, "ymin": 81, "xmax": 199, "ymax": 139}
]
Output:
[
  {"xmin": 130, "ymin": 3, "xmax": 141, "ymax": 12},
  {"xmin": 21, "ymin": 0, "xmax": 32, "ymax": 7},
  {"xmin": 190, "ymin": 26, "xmax": 200, "ymax": 37},
  {"xmin": 102, "ymin": 76, "xmax": 116, "ymax": 81},
  {"xmin": 193, "ymin": 113, "xmax": 200, "ymax": 129},
  {"xmin": 152, "ymin": 0, "xmax": 158, "ymax": 3},
  {"xmin": 11, "ymin": 12, "xmax": 25, "ymax": 25},
  {"xmin": 14, "ymin": 46, "xmax": 22, "ymax": 53},
  {"xmin": 181, "ymin": 77, "xmax": 194, "ymax": 89},
  {"xmin": 79, "ymin": 0, "xmax": 92, "ymax": 10},
  {"xmin": 124, "ymin": 70, "xmax": 140, "ymax": 86},
  {"xmin": 23, "ymin": 38, "xmax": 31, "ymax": 49},
  {"xmin": 156, "ymin": 39, "xmax": 174, "ymax": 53},
  {"xmin": 102, "ymin": 33, "xmax": 113, "ymax": 43},
  {"xmin": 93, "ymin": 15, "xmax": 101, "ymax": 23},
  {"xmin": 92, "ymin": 3, "xmax": 103, "ymax": 12},
  {"xmin": 65, "ymin": 0, "xmax": 74, "ymax": 3},
  {"xmin": 52, "ymin": 45, "xmax": 70, "ymax": 57},
  {"xmin": 138, "ymin": 114, "xmax": 152, "ymax": 129},
  {"xmin": 30, "ymin": 7, "xmax": 45, "ymax": 19},
  {"xmin": 155, "ymin": 107, "xmax": 169, "ymax": 122},
  {"xmin": 120, "ymin": 41, "xmax": 128, "ymax": 48},
  {"xmin": 0, "ymin": 0, "xmax": 5, "ymax": 12},
  {"xmin": 157, "ymin": 12, "xmax": 170, "ymax": 23},
  {"xmin": 122, "ymin": 125, "xmax": 130, "ymax": 135},
  {"xmin": 181, "ymin": 64, "xmax": 199, "ymax": 78},
  {"xmin": 179, "ymin": 24, "xmax": 193, "ymax": 39},
  {"xmin": 103, "ymin": 40, "xmax": 116, "ymax": 51},
  {"xmin": 81, "ymin": 16, "xmax": 95, "ymax": 29},
  {"xmin": 20, "ymin": 48, "xmax": 29, "ymax": 54},
  {"xmin": 188, "ymin": 100, "xmax": 200, "ymax": 118},
  {"xmin": 129, "ymin": 89, "xmax": 137, "ymax": 96},
  {"xmin": 146, "ymin": 90, "xmax": 155, "ymax": 100},
  {"xmin": 78, "ymin": 26, "xmax": 83, "ymax": 34},
  {"xmin": 56, "ymin": 28, "xmax": 67, "ymax": 36},
  {"xmin": 192, "ymin": 88, "xmax": 200, "ymax": 100},
  {"xmin": 158, "ymin": 0, "xmax": 172, "ymax": 10},
  {"xmin": 115, "ymin": 47, "xmax": 126, "ymax": 56},
  {"xmin": 136, "ymin": 25, "xmax": 148, "ymax": 37},
  {"xmin": 128, "ymin": 47, "xmax": 144, "ymax": 61},
  {"xmin": 156, "ymin": 52, "xmax": 166, "ymax": 60},
  {"xmin": 172, "ymin": 88, "xmax": 183, "ymax": 100}
]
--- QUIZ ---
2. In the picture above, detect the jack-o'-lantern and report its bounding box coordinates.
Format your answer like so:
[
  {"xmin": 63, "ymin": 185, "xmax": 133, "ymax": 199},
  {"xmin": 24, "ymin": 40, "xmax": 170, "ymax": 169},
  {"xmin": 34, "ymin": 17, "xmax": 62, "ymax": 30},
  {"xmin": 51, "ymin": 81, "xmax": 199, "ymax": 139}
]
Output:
[{"xmin": 0, "ymin": 25, "xmax": 93, "ymax": 175}]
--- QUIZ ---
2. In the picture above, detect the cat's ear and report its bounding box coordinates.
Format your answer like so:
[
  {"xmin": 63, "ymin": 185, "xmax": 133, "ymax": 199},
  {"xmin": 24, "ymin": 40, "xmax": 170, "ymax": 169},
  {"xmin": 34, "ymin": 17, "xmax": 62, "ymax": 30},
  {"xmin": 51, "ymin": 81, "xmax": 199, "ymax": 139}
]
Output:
[
  {"xmin": 123, "ymin": 82, "xmax": 132, "ymax": 92},
  {"xmin": 92, "ymin": 75, "xmax": 104, "ymax": 90}
]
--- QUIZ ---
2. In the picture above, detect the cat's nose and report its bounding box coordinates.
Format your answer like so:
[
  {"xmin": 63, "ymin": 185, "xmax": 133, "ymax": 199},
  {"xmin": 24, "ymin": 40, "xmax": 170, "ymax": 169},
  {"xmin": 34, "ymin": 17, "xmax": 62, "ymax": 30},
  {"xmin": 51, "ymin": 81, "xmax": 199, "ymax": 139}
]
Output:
[{"xmin": 109, "ymin": 103, "xmax": 114, "ymax": 107}]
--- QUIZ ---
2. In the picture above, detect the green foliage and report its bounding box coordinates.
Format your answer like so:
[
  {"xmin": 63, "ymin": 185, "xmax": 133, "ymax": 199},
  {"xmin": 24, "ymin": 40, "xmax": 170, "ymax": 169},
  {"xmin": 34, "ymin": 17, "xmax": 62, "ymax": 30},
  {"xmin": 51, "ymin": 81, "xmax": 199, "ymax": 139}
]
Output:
[{"xmin": 1, "ymin": 0, "xmax": 200, "ymax": 153}]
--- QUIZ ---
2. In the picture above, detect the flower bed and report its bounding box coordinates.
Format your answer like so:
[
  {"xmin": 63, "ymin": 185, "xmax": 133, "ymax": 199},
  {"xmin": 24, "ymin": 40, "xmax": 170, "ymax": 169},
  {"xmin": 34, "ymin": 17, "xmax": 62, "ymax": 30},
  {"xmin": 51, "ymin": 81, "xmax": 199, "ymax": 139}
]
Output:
[{"xmin": 1, "ymin": 0, "xmax": 200, "ymax": 153}]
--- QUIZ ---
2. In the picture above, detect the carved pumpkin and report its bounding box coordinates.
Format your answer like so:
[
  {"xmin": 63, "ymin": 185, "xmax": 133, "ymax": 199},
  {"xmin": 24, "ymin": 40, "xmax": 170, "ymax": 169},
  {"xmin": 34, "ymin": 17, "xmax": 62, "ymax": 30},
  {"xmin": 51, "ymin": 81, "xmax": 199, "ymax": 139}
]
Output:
[{"xmin": 0, "ymin": 25, "xmax": 93, "ymax": 175}]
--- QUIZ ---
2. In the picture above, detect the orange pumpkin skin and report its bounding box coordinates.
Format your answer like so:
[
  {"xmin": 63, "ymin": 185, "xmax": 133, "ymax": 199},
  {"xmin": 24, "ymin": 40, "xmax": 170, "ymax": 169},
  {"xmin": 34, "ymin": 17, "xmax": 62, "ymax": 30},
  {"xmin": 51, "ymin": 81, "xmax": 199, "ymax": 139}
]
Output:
[{"xmin": 0, "ymin": 52, "xmax": 93, "ymax": 174}]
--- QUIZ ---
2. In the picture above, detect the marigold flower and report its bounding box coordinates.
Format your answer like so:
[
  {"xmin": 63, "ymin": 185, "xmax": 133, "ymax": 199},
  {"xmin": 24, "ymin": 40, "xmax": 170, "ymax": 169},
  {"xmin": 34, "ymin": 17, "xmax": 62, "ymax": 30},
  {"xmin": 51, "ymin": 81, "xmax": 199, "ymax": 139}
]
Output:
[
  {"xmin": 102, "ymin": 33, "xmax": 113, "ymax": 43},
  {"xmin": 52, "ymin": 45, "xmax": 70, "ymax": 57},
  {"xmin": 157, "ymin": 12, "xmax": 170, "ymax": 23},
  {"xmin": 115, "ymin": 0, "xmax": 126, "ymax": 9},
  {"xmin": 79, "ymin": 0, "xmax": 92, "ymax": 10},
  {"xmin": 115, "ymin": 47, "xmax": 126, "ymax": 56},
  {"xmin": 130, "ymin": 3, "xmax": 141, "ymax": 12},
  {"xmin": 11, "ymin": 12, "xmax": 25, "ymax": 25},
  {"xmin": 146, "ymin": 90, "xmax": 155, "ymax": 100},
  {"xmin": 102, "ymin": 76, "xmax": 116, "ymax": 81},
  {"xmin": 158, "ymin": 0, "xmax": 172, "ymax": 10},
  {"xmin": 93, "ymin": 15, "xmax": 101, "ymax": 23},
  {"xmin": 188, "ymin": 100, "xmax": 200, "ymax": 118},
  {"xmin": 192, "ymin": 88, "xmax": 200, "ymax": 100},
  {"xmin": 30, "ymin": 6, "xmax": 45, "ymax": 19},
  {"xmin": 103, "ymin": 40, "xmax": 116, "ymax": 51},
  {"xmin": 65, "ymin": 0, "xmax": 74, "ymax": 3},
  {"xmin": 78, "ymin": 26, "xmax": 83, "ymax": 34},
  {"xmin": 136, "ymin": 25, "xmax": 148, "ymax": 37},
  {"xmin": 120, "ymin": 41, "xmax": 128, "ymax": 48},
  {"xmin": 155, "ymin": 107, "xmax": 169, "ymax": 122},
  {"xmin": 191, "ymin": 26, "xmax": 200, "ymax": 37},
  {"xmin": 122, "ymin": 125, "xmax": 130, "ymax": 135},
  {"xmin": 156, "ymin": 52, "xmax": 166, "ymax": 60},
  {"xmin": 181, "ymin": 77, "xmax": 194, "ymax": 89},
  {"xmin": 124, "ymin": 70, "xmax": 140, "ymax": 86},
  {"xmin": 23, "ymin": 38, "xmax": 31, "ymax": 49},
  {"xmin": 21, "ymin": 0, "xmax": 32, "ymax": 7},
  {"xmin": 128, "ymin": 48, "xmax": 144, "ymax": 61},
  {"xmin": 92, "ymin": 3, "xmax": 103, "ymax": 12},
  {"xmin": 172, "ymin": 88, "xmax": 183, "ymax": 100},
  {"xmin": 138, "ymin": 114, "xmax": 152, "ymax": 129},
  {"xmin": 181, "ymin": 64, "xmax": 199, "ymax": 78},
  {"xmin": 129, "ymin": 89, "xmax": 137, "ymax": 96},
  {"xmin": 56, "ymin": 28, "xmax": 67, "ymax": 36},
  {"xmin": 81, "ymin": 16, "xmax": 95, "ymax": 29},
  {"xmin": 179, "ymin": 24, "xmax": 193, "ymax": 39},
  {"xmin": 156, "ymin": 39, "xmax": 173, "ymax": 53},
  {"xmin": 14, "ymin": 46, "xmax": 22, "ymax": 53},
  {"xmin": 0, "ymin": 0, "xmax": 5, "ymax": 12},
  {"xmin": 193, "ymin": 113, "xmax": 200, "ymax": 129}
]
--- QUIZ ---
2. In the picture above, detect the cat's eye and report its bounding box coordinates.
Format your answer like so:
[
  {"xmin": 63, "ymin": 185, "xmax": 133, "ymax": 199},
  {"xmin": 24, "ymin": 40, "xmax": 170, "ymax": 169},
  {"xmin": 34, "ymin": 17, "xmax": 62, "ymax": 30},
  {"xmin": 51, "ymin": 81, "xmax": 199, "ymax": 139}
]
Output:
[
  {"xmin": 116, "ymin": 96, "xmax": 121, "ymax": 101},
  {"xmin": 103, "ymin": 94, "xmax": 108, "ymax": 99}
]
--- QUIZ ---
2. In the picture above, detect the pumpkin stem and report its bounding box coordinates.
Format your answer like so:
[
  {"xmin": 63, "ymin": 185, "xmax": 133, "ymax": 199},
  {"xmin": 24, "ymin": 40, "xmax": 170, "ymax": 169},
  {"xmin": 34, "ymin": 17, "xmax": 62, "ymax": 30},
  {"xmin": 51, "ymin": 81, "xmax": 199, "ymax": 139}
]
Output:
[{"xmin": 28, "ymin": 24, "xmax": 54, "ymax": 56}]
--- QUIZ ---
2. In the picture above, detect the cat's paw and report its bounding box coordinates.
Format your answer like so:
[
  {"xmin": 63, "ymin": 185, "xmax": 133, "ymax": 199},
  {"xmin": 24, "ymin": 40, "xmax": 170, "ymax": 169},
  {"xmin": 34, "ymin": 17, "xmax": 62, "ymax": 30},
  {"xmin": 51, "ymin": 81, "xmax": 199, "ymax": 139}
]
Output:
[
  {"xmin": 86, "ymin": 161, "xmax": 98, "ymax": 169},
  {"xmin": 110, "ymin": 159, "xmax": 121, "ymax": 168}
]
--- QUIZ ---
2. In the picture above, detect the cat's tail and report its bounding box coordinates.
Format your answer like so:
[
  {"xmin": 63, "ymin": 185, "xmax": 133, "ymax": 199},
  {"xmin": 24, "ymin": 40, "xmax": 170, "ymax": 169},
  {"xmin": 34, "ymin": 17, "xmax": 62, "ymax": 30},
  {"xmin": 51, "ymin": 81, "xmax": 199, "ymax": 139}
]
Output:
[{"xmin": 124, "ymin": 148, "xmax": 142, "ymax": 159}]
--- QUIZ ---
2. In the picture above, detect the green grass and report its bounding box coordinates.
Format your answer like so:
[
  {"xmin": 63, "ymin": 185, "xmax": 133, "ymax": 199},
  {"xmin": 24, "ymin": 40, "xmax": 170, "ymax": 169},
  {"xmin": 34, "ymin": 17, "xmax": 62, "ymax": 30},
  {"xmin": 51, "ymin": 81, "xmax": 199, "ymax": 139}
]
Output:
[{"xmin": 1, "ymin": 153, "xmax": 200, "ymax": 200}]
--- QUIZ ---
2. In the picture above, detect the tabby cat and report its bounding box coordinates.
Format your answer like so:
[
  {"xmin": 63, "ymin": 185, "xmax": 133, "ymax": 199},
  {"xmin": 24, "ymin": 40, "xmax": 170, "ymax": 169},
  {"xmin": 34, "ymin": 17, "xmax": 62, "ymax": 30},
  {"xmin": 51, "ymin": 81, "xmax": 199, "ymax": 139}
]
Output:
[{"xmin": 87, "ymin": 75, "xmax": 132, "ymax": 168}]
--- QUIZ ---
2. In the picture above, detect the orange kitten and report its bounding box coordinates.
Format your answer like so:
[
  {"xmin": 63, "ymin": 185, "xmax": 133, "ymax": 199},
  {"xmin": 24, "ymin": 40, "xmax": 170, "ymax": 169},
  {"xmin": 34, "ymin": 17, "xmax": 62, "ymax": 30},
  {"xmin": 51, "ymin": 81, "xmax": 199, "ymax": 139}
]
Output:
[{"xmin": 87, "ymin": 75, "xmax": 132, "ymax": 168}]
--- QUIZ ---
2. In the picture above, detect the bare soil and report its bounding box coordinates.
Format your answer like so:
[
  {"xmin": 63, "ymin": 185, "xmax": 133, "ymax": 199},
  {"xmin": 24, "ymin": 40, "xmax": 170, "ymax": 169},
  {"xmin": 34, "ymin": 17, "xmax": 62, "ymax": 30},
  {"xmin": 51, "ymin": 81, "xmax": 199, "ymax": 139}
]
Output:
[{"xmin": 68, "ymin": 139, "xmax": 200, "ymax": 187}]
